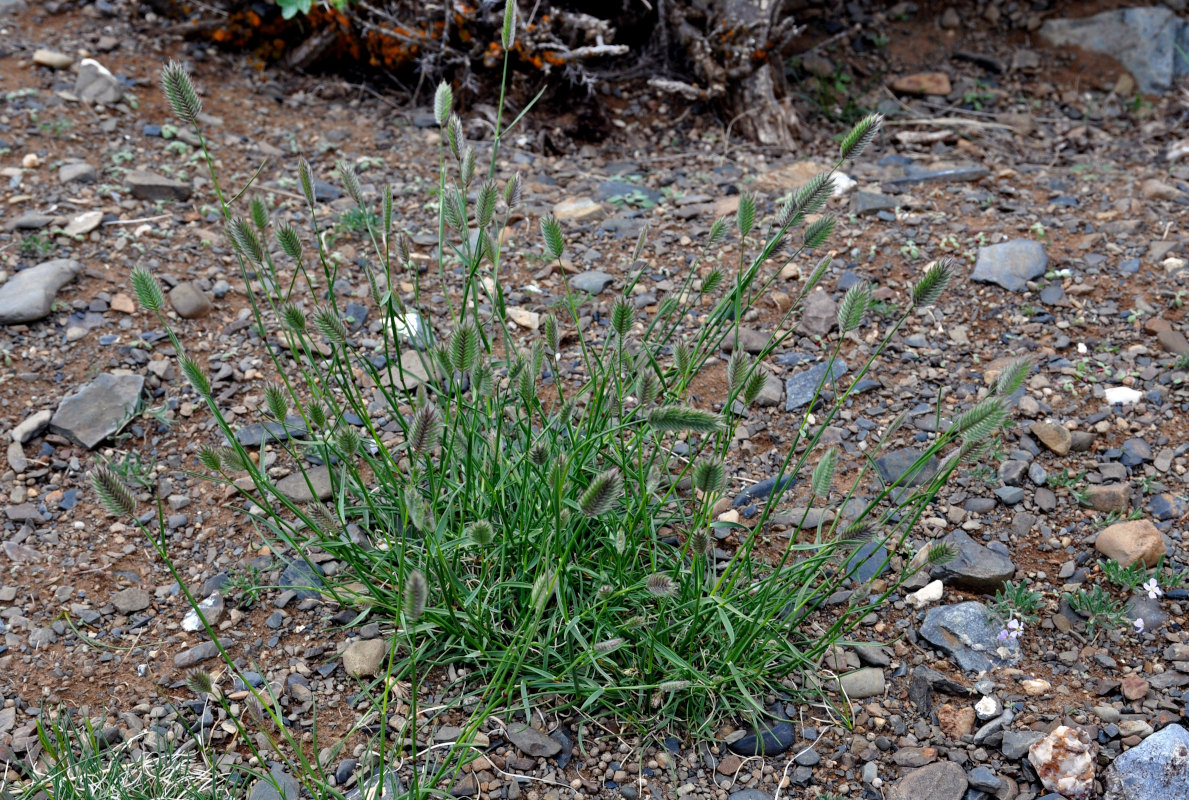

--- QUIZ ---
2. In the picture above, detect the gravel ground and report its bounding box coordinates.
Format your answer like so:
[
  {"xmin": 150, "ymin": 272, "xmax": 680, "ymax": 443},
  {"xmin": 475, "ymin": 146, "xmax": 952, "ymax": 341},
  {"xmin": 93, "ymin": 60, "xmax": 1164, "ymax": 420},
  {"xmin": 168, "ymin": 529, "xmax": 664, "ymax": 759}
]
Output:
[{"xmin": 1, "ymin": 1, "xmax": 1189, "ymax": 799}]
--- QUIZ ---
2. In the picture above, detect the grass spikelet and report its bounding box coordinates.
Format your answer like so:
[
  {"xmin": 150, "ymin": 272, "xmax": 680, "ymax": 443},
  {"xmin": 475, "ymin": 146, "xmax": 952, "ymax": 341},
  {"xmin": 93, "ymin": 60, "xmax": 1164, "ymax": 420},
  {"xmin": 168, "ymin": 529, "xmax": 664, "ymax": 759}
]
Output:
[
  {"xmin": 691, "ymin": 458, "xmax": 726, "ymax": 494},
  {"xmin": 837, "ymin": 282, "xmax": 871, "ymax": 333},
  {"xmin": 466, "ymin": 520, "xmax": 495, "ymax": 548},
  {"xmin": 433, "ymin": 81, "xmax": 453, "ymax": 127},
  {"xmin": 314, "ymin": 306, "xmax": 348, "ymax": 346},
  {"xmin": 594, "ymin": 638, "xmax": 624, "ymax": 653},
  {"xmin": 277, "ymin": 225, "xmax": 302, "ymax": 261},
  {"xmin": 91, "ymin": 468, "xmax": 138, "ymax": 517},
  {"xmin": 994, "ymin": 358, "xmax": 1032, "ymax": 397},
  {"xmin": 611, "ymin": 298, "xmax": 633, "ymax": 338},
  {"xmin": 736, "ymin": 192, "xmax": 756, "ymax": 238},
  {"xmin": 579, "ymin": 468, "xmax": 623, "ymax": 517},
  {"xmin": 645, "ymin": 573, "xmax": 677, "ymax": 599},
  {"xmin": 912, "ymin": 259, "xmax": 952, "ymax": 308},
  {"xmin": 404, "ymin": 569, "xmax": 428, "ymax": 621},
  {"xmin": 450, "ymin": 323, "xmax": 480, "ymax": 373},
  {"xmin": 647, "ymin": 406, "xmax": 724, "ymax": 433},
  {"xmin": 250, "ymin": 197, "xmax": 269, "ymax": 233},
  {"xmin": 811, "ymin": 448, "xmax": 838, "ymax": 497},
  {"xmin": 743, "ymin": 368, "xmax": 767, "ymax": 406},
  {"xmin": 180, "ymin": 355, "xmax": 211, "ymax": 397},
  {"xmin": 336, "ymin": 159, "xmax": 364, "ymax": 207},
  {"xmin": 131, "ymin": 266, "xmax": 166, "ymax": 312},
  {"xmin": 802, "ymin": 214, "xmax": 836, "ymax": 249},
  {"xmin": 541, "ymin": 216, "xmax": 564, "ymax": 260},
  {"xmin": 839, "ymin": 113, "xmax": 883, "ymax": 160},
  {"xmin": 505, "ymin": 172, "xmax": 523, "ymax": 210},
  {"xmin": 408, "ymin": 403, "xmax": 443, "ymax": 456},
  {"xmin": 160, "ymin": 61, "xmax": 202, "ymax": 127}
]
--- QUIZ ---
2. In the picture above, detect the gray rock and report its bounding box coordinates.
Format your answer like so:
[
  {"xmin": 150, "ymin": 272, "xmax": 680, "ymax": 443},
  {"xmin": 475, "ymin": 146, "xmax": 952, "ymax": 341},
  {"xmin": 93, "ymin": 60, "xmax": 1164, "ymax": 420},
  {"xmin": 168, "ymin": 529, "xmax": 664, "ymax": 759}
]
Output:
[
  {"xmin": 59, "ymin": 163, "xmax": 97, "ymax": 184},
  {"xmin": 0, "ymin": 259, "xmax": 83, "ymax": 324},
  {"xmin": 0, "ymin": 0, "xmax": 28, "ymax": 15},
  {"xmin": 75, "ymin": 59, "xmax": 122, "ymax": 104},
  {"xmin": 967, "ymin": 766, "xmax": 1002, "ymax": 792},
  {"xmin": 1041, "ymin": 8, "xmax": 1188, "ymax": 93},
  {"xmin": 797, "ymin": 291, "xmax": 837, "ymax": 337},
  {"xmin": 1125, "ymin": 596, "xmax": 1169, "ymax": 631},
  {"xmin": 344, "ymin": 771, "xmax": 403, "ymax": 800},
  {"xmin": 995, "ymin": 486, "xmax": 1026, "ymax": 505},
  {"xmin": 50, "ymin": 373, "xmax": 144, "ymax": 449},
  {"xmin": 174, "ymin": 639, "xmax": 227, "ymax": 668},
  {"xmin": 886, "ymin": 165, "xmax": 989, "ymax": 186},
  {"xmin": 754, "ymin": 372, "xmax": 783, "ymax": 407},
  {"xmin": 1103, "ymin": 723, "xmax": 1189, "ymax": 800},
  {"xmin": 971, "ymin": 240, "xmax": 1048, "ymax": 292},
  {"xmin": 726, "ymin": 720, "xmax": 796, "ymax": 756},
  {"xmin": 280, "ymin": 560, "xmax": 324, "ymax": 601},
  {"xmin": 887, "ymin": 761, "xmax": 968, "ymax": 800},
  {"xmin": 234, "ymin": 416, "xmax": 308, "ymax": 447},
  {"xmin": 343, "ymin": 638, "xmax": 387, "ymax": 677},
  {"xmin": 181, "ymin": 593, "xmax": 225, "ymax": 632},
  {"xmin": 168, "ymin": 282, "xmax": 212, "ymax": 318},
  {"xmin": 845, "ymin": 541, "xmax": 889, "ymax": 582},
  {"xmin": 276, "ymin": 465, "xmax": 333, "ymax": 503},
  {"xmin": 126, "ymin": 170, "xmax": 192, "ymax": 202},
  {"xmin": 851, "ymin": 191, "xmax": 899, "ymax": 216},
  {"xmin": 506, "ymin": 725, "xmax": 562, "ymax": 758},
  {"xmin": 7, "ymin": 441, "xmax": 27, "ymax": 473},
  {"xmin": 920, "ymin": 602, "xmax": 1021, "ymax": 673},
  {"xmin": 875, "ymin": 448, "xmax": 939, "ymax": 488},
  {"xmin": 249, "ymin": 764, "xmax": 300, "ymax": 800},
  {"xmin": 784, "ymin": 359, "xmax": 847, "ymax": 412},
  {"xmin": 1001, "ymin": 730, "xmax": 1046, "ymax": 759},
  {"xmin": 725, "ymin": 792, "xmax": 772, "ymax": 800},
  {"xmin": 111, "ymin": 587, "xmax": 151, "ymax": 615},
  {"xmin": 570, "ymin": 270, "xmax": 615, "ymax": 294},
  {"xmin": 11, "ymin": 409, "xmax": 52, "ymax": 443},
  {"xmin": 838, "ymin": 667, "xmax": 885, "ymax": 699},
  {"xmin": 931, "ymin": 530, "xmax": 1016, "ymax": 593}
]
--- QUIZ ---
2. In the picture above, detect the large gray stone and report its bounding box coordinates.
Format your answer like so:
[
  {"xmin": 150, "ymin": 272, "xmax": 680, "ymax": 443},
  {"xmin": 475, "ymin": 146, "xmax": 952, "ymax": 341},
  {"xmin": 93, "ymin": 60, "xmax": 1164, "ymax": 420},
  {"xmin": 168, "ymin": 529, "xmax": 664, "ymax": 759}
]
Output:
[
  {"xmin": 1103, "ymin": 723, "xmax": 1189, "ymax": 800},
  {"xmin": 570, "ymin": 270, "xmax": 615, "ymax": 295},
  {"xmin": 1041, "ymin": 8, "xmax": 1189, "ymax": 93},
  {"xmin": 168, "ymin": 282, "xmax": 212, "ymax": 318},
  {"xmin": 784, "ymin": 359, "xmax": 847, "ymax": 412},
  {"xmin": 276, "ymin": 465, "xmax": 333, "ymax": 503},
  {"xmin": 875, "ymin": 448, "xmax": 938, "ymax": 488},
  {"xmin": 0, "ymin": 259, "xmax": 83, "ymax": 324},
  {"xmin": 249, "ymin": 764, "xmax": 300, "ymax": 800},
  {"xmin": 887, "ymin": 762, "xmax": 968, "ymax": 800},
  {"xmin": 50, "ymin": 373, "xmax": 145, "ymax": 449},
  {"xmin": 920, "ymin": 602, "xmax": 1021, "ymax": 673},
  {"xmin": 972, "ymin": 240, "xmax": 1048, "ymax": 292},
  {"xmin": 127, "ymin": 170, "xmax": 192, "ymax": 202},
  {"xmin": 0, "ymin": 0, "xmax": 28, "ymax": 15},
  {"xmin": 930, "ymin": 530, "xmax": 1016, "ymax": 593},
  {"xmin": 506, "ymin": 725, "xmax": 562, "ymax": 758},
  {"xmin": 74, "ymin": 58, "xmax": 122, "ymax": 105}
]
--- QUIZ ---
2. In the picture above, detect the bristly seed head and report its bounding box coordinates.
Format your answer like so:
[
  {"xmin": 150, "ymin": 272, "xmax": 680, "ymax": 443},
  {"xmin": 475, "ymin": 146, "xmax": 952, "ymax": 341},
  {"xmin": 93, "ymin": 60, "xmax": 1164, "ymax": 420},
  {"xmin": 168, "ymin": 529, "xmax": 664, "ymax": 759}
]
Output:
[
  {"xmin": 131, "ymin": 266, "xmax": 166, "ymax": 312},
  {"xmin": 466, "ymin": 520, "xmax": 495, "ymax": 548},
  {"xmin": 645, "ymin": 572, "xmax": 677, "ymax": 599},
  {"xmin": 408, "ymin": 403, "xmax": 443, "ymax": 457},
  {"xmin": 185, "ymin": 669, "xmax": 214, "ymax": 696},
  {"xmin": 593, "ymin": 637, "xmax": 623, "ymax": 653},
  {"xmin": 160, "ymin": 61, "xmax": 202, "ymax": 127},
  {"xmin": 404, "ymin": 569, "xmax": 428, "ymax": 621},
  {"xmin": 578, "ymin": 467, "xmax": 623, "ymax": 517},
  {"xmin": 90, "ymin": 467, "xmax": 137, "ymax": 517},
  {"xmin": 433, "ymin": 81, "xmax": 453, "ymax": 128}
]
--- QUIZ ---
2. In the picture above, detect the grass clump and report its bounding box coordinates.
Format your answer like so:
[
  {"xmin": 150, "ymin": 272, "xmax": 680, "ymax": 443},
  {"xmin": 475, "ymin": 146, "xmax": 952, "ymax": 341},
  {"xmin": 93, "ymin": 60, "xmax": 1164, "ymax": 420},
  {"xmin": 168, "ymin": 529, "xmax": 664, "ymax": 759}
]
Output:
[{"xmin": 18, "ymin": 12, "xmax": 1023, "ymax": 796}]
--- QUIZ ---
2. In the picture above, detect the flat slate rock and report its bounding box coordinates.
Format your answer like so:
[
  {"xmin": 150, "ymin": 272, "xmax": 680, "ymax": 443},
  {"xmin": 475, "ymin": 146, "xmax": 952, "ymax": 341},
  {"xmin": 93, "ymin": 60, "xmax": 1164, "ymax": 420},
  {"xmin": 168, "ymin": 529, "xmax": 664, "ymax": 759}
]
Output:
[
  {"xmin": 875, "ymin": 448, "xmax": 939, "ymax": 488},
  {"xmin": 126, "ymin": 170, "xmax": 192, "ymax": 201},
  {"xmin": 888, "ymin": 761, "xmax": 969, "ymax": 800},
  {"xmin": 344, "ymin": 772, "xmax": 403, "ymax": 800},
  {"xmin": 920, "ymin": 601, "xmax": 1021, "ymax": 673},
  {"xmin": 249, "ymin": 764, "xmax": 300, "ymax": 800},
  {"xmin": 845, "ymin": 541, "xmax": 889, "ymax": 582},
  {"xmin": 726, "ymin": 720, "xmax": 796, "ymax": 756},
  {"xmin": 570, "ymin": 270, "xmax": 615, "ymax": 294},
  {"xmin": 930, "ymin": 530, "xmax": 1016, "ymax": 593},
  {"xmin": 506, "ymin": 724, "xmax": 561, "ymax": 758},
  {"xmin": 0, "ymin": 259, "xmax": 83, "ymax": 324},
  {"xmin": 1102, "ymin": 723, "xmax": 1189, "ymax": 800},
  {"xmin": 1041, "ymin": 7, "xmax": 1189, "ymax": 93},
  {"xmin": 784, "ymin": 359, "xmax": 847, "ymax": 412},
  {"xmin": 234, "ymin": 416, "xmax": 308, "ymax": 447},
  {"xmin": 50, "ymin": 373, "xmax": 144, "ymax": 449},
  {"xmin": 885, "ymin": 164, "xmax": 989, "ymax": 185},
  {"xmin": 276, "ymin": 465, "xmax": 333, "ymax": 503},
  {"xmin": 280, "ymin": 560, "xmax": 324, "ymax": 601},
  {"xmin": 971, "ymin": 239, "xmax": 1048, "ymax": 292}
]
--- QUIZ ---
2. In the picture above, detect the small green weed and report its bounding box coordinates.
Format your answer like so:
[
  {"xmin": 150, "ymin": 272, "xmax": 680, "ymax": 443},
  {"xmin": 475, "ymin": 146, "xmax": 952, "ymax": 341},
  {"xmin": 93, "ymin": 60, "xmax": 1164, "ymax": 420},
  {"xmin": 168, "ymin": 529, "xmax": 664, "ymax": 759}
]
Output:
[
  {"xmin": 991, "ymin": 580, "xmax": 1044, "ymax": 624},
  {"xmin": 1064, "ymin": 585, "xmax": 1128, "ymax": 638}
]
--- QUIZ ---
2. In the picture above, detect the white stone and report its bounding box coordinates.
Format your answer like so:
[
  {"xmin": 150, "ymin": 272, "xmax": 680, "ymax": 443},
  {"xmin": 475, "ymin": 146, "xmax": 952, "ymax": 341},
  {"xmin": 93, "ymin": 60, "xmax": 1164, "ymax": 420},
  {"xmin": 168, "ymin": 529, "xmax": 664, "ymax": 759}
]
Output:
[
  {"xmin": 907, "ymin": 580, "xmax": 944, "ymax": 608},
  {"xmin": 506, "ymin": 307, "xmax": 540, "ymax": 330},
  {"xmin": 1103, "ymin": 386, "xmax": 1142, "ymax": 405}
]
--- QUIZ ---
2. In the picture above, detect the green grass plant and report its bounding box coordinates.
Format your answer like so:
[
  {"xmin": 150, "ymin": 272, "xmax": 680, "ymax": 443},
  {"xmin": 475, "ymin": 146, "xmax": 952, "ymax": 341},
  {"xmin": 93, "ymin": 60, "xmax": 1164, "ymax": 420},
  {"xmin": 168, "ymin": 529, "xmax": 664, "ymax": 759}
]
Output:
[{"xmin": 6, "ymin": 7, "xmax": 1027, "ymax": 795}]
